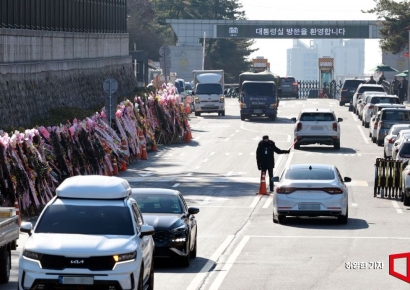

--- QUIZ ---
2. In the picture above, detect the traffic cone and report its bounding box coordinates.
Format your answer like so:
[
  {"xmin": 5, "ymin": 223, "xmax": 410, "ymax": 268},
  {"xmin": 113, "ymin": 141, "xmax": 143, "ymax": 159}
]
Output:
[
  {"xmin": 138, "ymin": 130, "xmax": 148, "ymax": 160},
  {"xmin": 258, "ymin": 171, "xmax": 268, "ymax": 195},
  {"xmin": 112, "ymin": 156, "xmax": 119, "ymax": 175},
  {"xmin": 14, "ymin": 198, "xmax": 21, "ymax": 226},
  {"xmin": 121, "ymin": 140, "xmax": 129, "ymax": 163},
  {"xmin": 151, "ymin": 143, "xmax": 158, "ymax": 151}
]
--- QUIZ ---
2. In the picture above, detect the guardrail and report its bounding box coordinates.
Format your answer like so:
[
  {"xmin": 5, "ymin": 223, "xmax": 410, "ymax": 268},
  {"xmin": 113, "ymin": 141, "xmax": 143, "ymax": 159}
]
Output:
[{"xmin": 374, "ymin": 158, "xmax": 404, "ymax": 199}]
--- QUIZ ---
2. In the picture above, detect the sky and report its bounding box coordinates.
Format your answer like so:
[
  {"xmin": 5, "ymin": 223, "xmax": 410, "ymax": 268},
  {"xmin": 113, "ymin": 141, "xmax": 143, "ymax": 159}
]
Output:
[{"xmin": 239, "ymin": 0, "xmax": 382, "ymax": 76}]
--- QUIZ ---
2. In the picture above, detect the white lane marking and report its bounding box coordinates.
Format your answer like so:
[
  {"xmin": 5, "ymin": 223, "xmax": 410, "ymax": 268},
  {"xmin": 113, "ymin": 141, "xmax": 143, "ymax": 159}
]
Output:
[
  {"xmin": 194, "ymin": 166, "xmax": 201, "ymax": 170},
  {"xmin": 357, "ymin": 125, "xmax": 370, "ymax": 144},
  {"xmin": 273, "ymin": 155, "xmax": 284, "ymax": 175},
  {"xmin": 193, "ymin": 206, "xmax": 250, "ymax": 208},
  {"xmin": 224, "ymin": 138, "xmax": 230, "ymax": 141},
  {"xmin": 186, "ymin": 235, "xmax": 235, "ymax": 290},
  {"xmin": 172, "ymin": 183, "xmax": 180, "ymax": 188},
  {"xmin": 238, "ymin": 152, "xmax": 243, "ymax": 156},
  {"xmin": 225, "ymin": 153, "xmax": 230, "ymax": 156},
  {"xmin": 263, "ymin": 195, "xmax": 273, "ymax": 209},
  {"xmin": 392, "ymin": 201, "xmax": 403, "ymax": 214},
  {"xmin": 236, "ymin": 130, "xmax": 240, "ymax": 133},
  {"xmin": 287, "ymin": 135, "xmax": 291, "ymax": 142},
  {"xmin": 226, "ymin": 171, "xmax": 233, "ymax": 176},
  {"xmin": 250, "ymin": 195, "xmax": 262, "ymax": 208},
  {"xmin": 186, "ymin": 173, "xmax": 193, "ymax": 176},
  {"xmin": 250, "ymin": 235, "xmax": 410, "ymax": 240},
  {"xmin": 351, "ymin": 112, "xmax": 358, "ymax": 122},
  {"xmin": 283, "ymin": 152, "xmax": 294, "ymax": 171},
  {"xmin": 203, "ymin": 159, "xmax": 209, "ymax": 163},
  {"xmin": 352, "ymin": 203, "xmax": 358, "ymax": 207},
  {"xmin": 209, "ymin": 236, "xmax": 250, "ymax": 290},
  {"xmin": 210, "ymin": 152, "xmax": 215, "ymax": 156}
]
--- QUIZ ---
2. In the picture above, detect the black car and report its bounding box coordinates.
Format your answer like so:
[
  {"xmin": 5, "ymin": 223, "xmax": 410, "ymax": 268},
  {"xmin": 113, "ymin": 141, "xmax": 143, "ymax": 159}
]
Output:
[
  {"xmin": 131, "ymin": 188, "xmax": 199, "ymax": 266},
  {"xmin": 280, "ymin": 76, "xmax": 299, "ymax": 98},
  {"xmin": 339, "ymin": 79, "xmax": 366, "ymax": 106}
]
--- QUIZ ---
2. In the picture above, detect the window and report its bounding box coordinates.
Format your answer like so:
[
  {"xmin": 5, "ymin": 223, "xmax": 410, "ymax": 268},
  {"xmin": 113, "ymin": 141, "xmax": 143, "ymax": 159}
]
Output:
[
  {"xmin": 133, "ymin": 194, "xmax": 184, "ymax": 214},
  {"xmin": 370, "ymin": 97, "xmax": 400, "ymax": 104},
  {"xmin": 285, "ymin": 169, "xmax": 336, "ymax": 180},
  {"xmin": 242, "ymin": 82, "xmax": 276, "ymax": 97},
  {"xmin": 382, "ymin": 111, "xmax": 410, "ymax": 122},
  {"xmin": 132, "ymin": 203, "xmax": 143, "ymax": 230},
  {"xmin": 358, "ymin": 87, "xmax": 385, "ymax": 94},
  {"xmin": 196, "ymin": 83, "xmax": 223, "ymax": 95},
  {"xmin": 399, "ymin": 143, "xmax": 410, "ymax": 157},
  {"xmin": 300, "ymin": 112, "xmax": 336, "ymax": 121}
]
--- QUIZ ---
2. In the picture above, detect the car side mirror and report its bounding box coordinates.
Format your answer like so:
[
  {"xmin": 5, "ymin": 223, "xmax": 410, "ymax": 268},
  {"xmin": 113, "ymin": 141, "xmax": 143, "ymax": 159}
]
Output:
[
  {"xmin": 403, "ymin": 160, "xmax": 409, "ymax": 167},
  {"xmin": 20, "ymin": 222, "xmax": 33, "ymax": 236},
  {"xmin": 338, "ymin": 118, "xmax": 343, "ymax": 122},
  {"xmin": 291, "ymin": 118, "xmax": 297, "ymax": 123},
  {"xmin": 272, "ymin": 176, "xmax": 280, "ymax": 182},
  {"xmin": 140, "ymin": 225, "xmax": 155, "ymax": 237},
  {"xmin": 344, "ymin": 177, "xmax": 352, "ymax": 183},
  {"xmin": 188, "ymin": 207, "xmax": 200, "ymax": 215}
]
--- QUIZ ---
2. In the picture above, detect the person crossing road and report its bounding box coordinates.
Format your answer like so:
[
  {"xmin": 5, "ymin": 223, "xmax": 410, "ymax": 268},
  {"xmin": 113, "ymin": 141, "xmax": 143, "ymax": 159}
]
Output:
[{"xmin": 256, "ymin": 135, "xmax": 290, "ymax": 192}]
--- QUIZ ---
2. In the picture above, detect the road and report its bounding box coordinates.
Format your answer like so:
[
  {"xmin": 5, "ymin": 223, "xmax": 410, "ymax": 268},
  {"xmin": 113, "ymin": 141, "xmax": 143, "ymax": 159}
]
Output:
[{"xmin": 3, "ymin": 98, "xmax": 410, "ymax": 290}]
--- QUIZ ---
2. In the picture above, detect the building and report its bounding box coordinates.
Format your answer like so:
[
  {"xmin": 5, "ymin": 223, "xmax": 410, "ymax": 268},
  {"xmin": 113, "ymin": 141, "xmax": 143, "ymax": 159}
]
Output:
[
  {"xmin": 130, "ymin": 50, "xmax": 149, "ymax": 87},
  {"xmin": 286, "ymin": 39, "xmax": 365, "ymax": 82}
]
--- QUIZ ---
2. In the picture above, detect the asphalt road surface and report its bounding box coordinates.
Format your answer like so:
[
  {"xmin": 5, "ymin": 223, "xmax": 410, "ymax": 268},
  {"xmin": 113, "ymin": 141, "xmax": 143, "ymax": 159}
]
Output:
[{"xmin": 3, "ymin": 98, "xmax": 410, "ymax": 290}]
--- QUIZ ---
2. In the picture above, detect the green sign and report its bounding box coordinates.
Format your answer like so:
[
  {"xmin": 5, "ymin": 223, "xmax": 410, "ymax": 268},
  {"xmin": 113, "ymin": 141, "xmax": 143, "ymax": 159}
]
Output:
[{"xmin": 216, "ymin": 25, "xmax": 369, "ymax": 39}]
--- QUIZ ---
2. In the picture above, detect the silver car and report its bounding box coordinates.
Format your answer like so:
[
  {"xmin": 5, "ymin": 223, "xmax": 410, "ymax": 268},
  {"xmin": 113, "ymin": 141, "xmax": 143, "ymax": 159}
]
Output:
[
  {"xmin": 375, "ymin": 108, "xmax": 410, "ymax": 146},
  {"xmin": 369, "ymin": 104, "xmax": 406, "ymax": 142},
  {"xmin": 383, "ymin": 125, "xmax": 410, "ymax": 158},
  {"xmin": 272, "ymin": 164, "xmax": 351, "ymax": 224},
  {"xmin": 392, "ymin": 130, "xmax": 410, "ymax": 160}
]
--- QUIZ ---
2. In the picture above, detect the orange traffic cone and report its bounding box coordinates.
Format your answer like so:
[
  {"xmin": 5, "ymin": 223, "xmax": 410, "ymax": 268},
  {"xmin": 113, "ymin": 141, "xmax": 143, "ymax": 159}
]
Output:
[
  {"xmin": 112, "ymin": 156, "xmax": 119, "ymax": 175},
  {"xmin": 121, "ymin": 140, "xmax": 129, "ymax": 163},
  {"xmin": 258, "ymin": 171, "xmax": 268, "ymax": 195},
  {"xmin": 14, "ymin": 198, "xmax": 21, "ymax": 226},
  {"xmin": 138, "ymin": 130, "xmax": 148, "ymax": 160},
  {"xmin": 151, "ymin": 143, "xmax": 158, "ymax": 151}
]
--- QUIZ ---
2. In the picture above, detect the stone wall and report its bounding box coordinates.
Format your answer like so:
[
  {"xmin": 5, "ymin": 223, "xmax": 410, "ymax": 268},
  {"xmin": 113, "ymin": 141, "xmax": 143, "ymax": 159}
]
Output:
[{"xmin": 0, "ymin": 29, "xmax": 137, "ymax": 130}]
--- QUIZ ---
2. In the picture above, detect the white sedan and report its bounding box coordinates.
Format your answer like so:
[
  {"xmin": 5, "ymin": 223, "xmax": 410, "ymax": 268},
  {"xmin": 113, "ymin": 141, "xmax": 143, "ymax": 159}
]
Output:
[
  {"xmin": 392, "ymin": 130, "xmax": 410, "ymax": 160},
  {"xmin": 383, "ymin": 125, "xmax": 410, "ymax": 159},
  {"xmin": 272, "ymin": 164, "xmax": 351, "ymax": 224}
]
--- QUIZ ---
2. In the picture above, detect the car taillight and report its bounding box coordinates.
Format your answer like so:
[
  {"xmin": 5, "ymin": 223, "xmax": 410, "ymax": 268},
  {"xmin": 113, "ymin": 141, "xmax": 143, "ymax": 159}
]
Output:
[
  {"xmin": 369, "ymin": 105, "xmax": 374, "ymax": 110},
  {"xmin": 374, "ymin": 121, "xmax": 378, "ymax": 129},
  {"xmin": 323, "ymin": 187, "xmax": 344, "ymax": 194},
  {"xmin": 276, "ymin": 187, "xmax": 296, "ymax": 194},
  {"xmin": 379, "ymin": 121, "xmax": 383, "ymax": 128},
  {"xmin": 270, "ymin": 103, "xmax": 277, "ymax": 109},
  {"xmin": 293, "ymin": 82, "xmax": 298, "ymax": 86},
  {"xmin": 333, "ymin": 122, "xmax": 337, "ymax": 131},
  {"xmin": 297, "ymin": 122, "xmax": 302, "ymax": 131},
  {"xmin": 388, "ymin": 137, "xmax": 395, "ymax": 144}
]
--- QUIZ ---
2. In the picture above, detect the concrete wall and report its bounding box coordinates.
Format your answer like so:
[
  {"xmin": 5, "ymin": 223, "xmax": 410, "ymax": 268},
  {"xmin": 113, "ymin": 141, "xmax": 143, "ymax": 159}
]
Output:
[
  {"xmin": 0, "ymin": 29, "xmax": 136, "ymax": 129},
  {"xmin": 382, "ymin": 50, "xmax": 408, "ymax": 82}
]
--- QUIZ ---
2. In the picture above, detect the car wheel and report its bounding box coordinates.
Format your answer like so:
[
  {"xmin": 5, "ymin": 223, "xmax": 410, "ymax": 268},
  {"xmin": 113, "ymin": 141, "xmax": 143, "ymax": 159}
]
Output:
[
  {"xmin": 137, "ymin": 266, "xmax": 144, "ymax": 290},
  {"xmin": 191, "ymin": 234, "xmax": 197, "ymax": 259},
  {"xmin": 384, "ymin": 150, "xmax": 387, "ymax": 159},
  {"xmin": 339, "ymin": 101, "xmax": 344, "ymax": 106},
  {"xmin": 294, "ymin": 142, "xmax": 300, "ymax": 150},
  {"xmin": 372, "ymin": 136, "xmax": 376, "ymax": 143},
  {"xmin": 404, "ymin": 189, "xmax": 410, "ymax": 206},
  {"xmin": 195, "ymin": 112, "xmax": 200, "ymax": 117},
  {"xmin": 334, "ymin": 140, "xmax": 340, "ymax": 150},
  {"xmin": 338, "ymin": 207, "xmax": 348, "ymax": 224},
  {"xmin": 365, "ymin": 122, "xmax": 369, "ymax": 128},
  {"xmin": 240, "ymin": 114, "xmax": 245, "ymax": 121},
  {"xmin": 361, "ymin": 119, "xmax": 364, "ymax": 126},
  {"xmin": 277, "ymin": 215, "xmax": 285, "ymax": 224},
  {"xmin": 0, "ymin": 246, "xmax": 10, "ymax": 284},
  {"xmin": 270, "ymin": 115, "xmax": 276, "ymax": 121},
  {"xmin": 377, "ymin": 139, "xmax": 383, "ymax": 146},
  {"xmin": 180, "ymin": 242, "xmax": 191, "ymax": 267},
  {"xmin": 369, "ymin": 132, "xmax": 372, "ymax": 137},
  {"xmin": 222, "ymin": 111, "xmax": 225, "ymax": 117},
  {"xmin": 147, "ymin": 257, "xmax": 154, "ymax": 290}
]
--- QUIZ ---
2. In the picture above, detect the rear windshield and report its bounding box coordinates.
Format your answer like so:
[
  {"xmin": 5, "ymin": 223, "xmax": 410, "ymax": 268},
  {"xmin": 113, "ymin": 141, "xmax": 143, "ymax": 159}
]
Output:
[
  {"xmin": 242, "ymin": 83, "xmax": 276, "ymax": 97},
  {"xmin": 196, "ymin": 83, "xmax": 223, "ymax": 94},
  {"xmin": 382, "ymin": 111, "xmax": 410, "ymax": 121},
  {"xmin": 377, "ymin": 106, "xmax": 404, "ymax": 112},
  {"xmin": 300, "ymin": 112, "xmax": 336, "ymax": 121},
  {"xmin": 391, "ymin": 126, "xmax": 410, "ymax": 135},
  {"xmin": 35, "ymin": 205, "xmax": 134, "ymax": 235},
  {"xmin": 281, "ymin": 77, "xmax": 296, "ymax": 83},
  {"xmin": 399, "ymin": 143, "xmax": 410, "ymax": 157},
  {"xmin": 358, "ymin": 87, "xmax": 385, "ymax": 94},
  {"xmin": 343, "ymin": 80, "xmax": 365, "ymax": 89},
  {"xmin": 133, "ymin": 194, "xmax": 184, "ymax": 214},
  {"xmin": 285, "ymin": 169, "xmax": 335, "ymax": 180},
  {"xmin": 370, "ymin": 97, "xmax": 400, "ymax": 104}
]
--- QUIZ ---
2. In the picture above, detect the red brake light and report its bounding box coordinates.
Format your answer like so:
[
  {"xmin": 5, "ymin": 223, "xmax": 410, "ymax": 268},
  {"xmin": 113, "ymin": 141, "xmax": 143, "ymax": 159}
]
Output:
[
  {"xmin": 276, "ymin": 187, "xmax": 295, "ymax": 194},
  {"xmin": 323, "ymin": 187, "xmax": 344, "ymax": 194},
  {"xmin": 333, "ymin": 122, "xmax": 337, "ymax": 131},
  {"xmin": 388, "ymin": 138, "xmax": 394, "ymax": 144},
  {"xmin": 297, "ymin": 122, "xmax": 302, "ymax": 131},
  {"xmin": 369, "ymin": 105, "xmax": 374, "ymax": 110},
  {"xmin": 374, "ymin": 121, "xmax": 378, "ymax": 129}
]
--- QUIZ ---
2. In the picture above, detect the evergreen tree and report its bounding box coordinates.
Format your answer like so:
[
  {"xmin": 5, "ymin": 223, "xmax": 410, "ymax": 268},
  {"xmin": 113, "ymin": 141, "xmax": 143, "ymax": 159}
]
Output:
[{"xmin": 363, "ymin": 0, "xmax": 410, "ymax": 54}]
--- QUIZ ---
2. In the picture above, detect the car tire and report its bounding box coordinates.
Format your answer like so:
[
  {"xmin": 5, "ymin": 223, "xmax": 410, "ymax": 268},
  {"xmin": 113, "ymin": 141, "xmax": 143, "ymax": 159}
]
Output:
[
  {"xmin": 369, "ymin": 132, "xmax": 372, "ymax": 137},
  {"xmin": 147, "ymin": 257, "xmax": 154, "ymax": 290},
  {"xmin": 337, "ymin": 207, "xmax": 348, "ymax": 224},
  {"xmin": 195, "ymin": 112, "xmax": 200, "ymax": 117},
  {"xmin": 191, "ymin": 233, "xmax": 197, "ymax": 259},
  {"xmin": 240, "ymin": 114, "xmax": 245, "ymax": 121},
  {"xmin": 377, "ymin": 139, "xmax": 383, "ymax": 146},
  {"xmin": 180, "ymin": 242, "xmax": 191, "ymax": 267},
  {"xmin": 222, "ymin": 111, "xmax": 225, "ymax": 116},
  {"xmin": 294, "ymin": 142, "xmax": 300, "ymax": 150},
  {"xmin": 404, "ymin": 190, "xmax": 410, "ymax": 206},
  {"xmin": 372, "ymin": 137, "xmax": 376, "ymax": 143},
  {"xmin": 361, "ymin": 119, "xmax": 364, "ymax": 126},
  {"xmin": 0, "ymin": 246, "xmax": 10, "ymax": 284},
  {"xmin": 270, "ymin": 115, "xmax": 276, "ymax": 121},
  {"xmin": 334, "ymin": 141, "xmax": 340, "ymax": 150},
  {"xmin": 365, "ymin": 122, "xmax": 369, "ymax": 128},
  {"xmin": 339, "ymin": 101, "xmax": 344, "ymax": 106},
  {"xmin": 137, "ymin": 266, "xmax": 144, "ymax": 290},
  {"xmin": 277, "ymin": 215, "xmax": 285, "ymax": 224}
]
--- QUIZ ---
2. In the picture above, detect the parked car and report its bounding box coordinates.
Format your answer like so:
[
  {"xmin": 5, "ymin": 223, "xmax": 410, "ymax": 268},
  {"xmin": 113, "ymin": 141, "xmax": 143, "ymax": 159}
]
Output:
[
  {"xmin": 395, "ymin": 140, "xmax": 410, "ymax": 163},
  {"xmin": 272, "ymin": 164, "xmax": 351, "ymax": 224},
  {"xmin": 18, "ymin": 176, "xmax": 155, "ymax": 290},
  {"xmin": 352, "ymin": 84, "xmax": 385, "ymax": 115},
  {"xmin": 291, "ymin": 108, "xmax": 343, "ymax": 150},
  {"xmin": 280, "ymin": 76, "xmax": 299, "ymax": 98},
  {"xmin": 391, "ymin": 130, "xmax": 410, "ymax": 160},
  {"xmin": 357, "ymin": 91, "xmax": 387, "ymax": 121},
  {"xmin": 384, "ymin": 126, "xmax": 410, "ymax": 158},
  {"xmin": 339, "ymin": 79, "xmax": 366, "ymax": 106},
  {"xmin": 375, "ymin": 108, "xmax": 410, "ymax": 146},
  {"xmin": 361, "ymin": 94, "xmax": 399, "ymax": 128},
  {"xmin": 131, "ymin": 188, "xmax": 199, "ymax": 267},
  {"xmin": 369, "ymin": 104, "xmax": 406, "ymax": 141},
  {"xmin": 400, "ymin": 160, "xmax": 410, "ymax": 205}
]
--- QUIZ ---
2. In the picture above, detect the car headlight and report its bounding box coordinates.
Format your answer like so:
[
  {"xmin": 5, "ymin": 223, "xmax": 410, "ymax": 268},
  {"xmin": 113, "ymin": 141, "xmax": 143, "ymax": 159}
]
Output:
[
  {"xmin": 220, "ymin": 96, "xmax": 225, "ymax": 103},
  {"xmin": 23, "ymin": 250, "xmax": 43, "ymax": 260},
  {"xmin": 113, "ymin": 251, "xmax": 137, "ymax": 262},
  {"xmin": 240, "ymin": 103, "xmax": 247, "ymax": 109}
]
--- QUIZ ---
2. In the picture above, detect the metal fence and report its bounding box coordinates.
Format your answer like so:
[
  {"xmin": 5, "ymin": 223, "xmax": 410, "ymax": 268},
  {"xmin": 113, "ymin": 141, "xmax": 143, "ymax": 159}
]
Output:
[
  {"xmin": 296, "ymin": 80, "xmax": 342, "ymax": 99},
  {"xmin": 374, "ymin": 158, "xmax": 403, "ymax": 199},
  {"xmin": 0, "ymin": 0, "xmax": 127, "ymax": 33}
]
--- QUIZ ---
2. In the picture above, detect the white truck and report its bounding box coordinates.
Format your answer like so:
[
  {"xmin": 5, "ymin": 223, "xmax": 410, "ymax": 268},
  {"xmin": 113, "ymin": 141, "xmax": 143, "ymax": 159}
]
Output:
[
  {"xmin": 0, "ymin": 207, "xmax": 19, "ymax": 284},
  {"xmin": 192, "ymin": 70, "xmax": 225, "ymax": 117}
]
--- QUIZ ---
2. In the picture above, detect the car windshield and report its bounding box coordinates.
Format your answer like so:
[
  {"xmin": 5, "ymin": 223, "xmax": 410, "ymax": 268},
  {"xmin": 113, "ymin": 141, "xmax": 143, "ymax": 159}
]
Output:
[
  {"xmin": 35, "ymin": 205, "xmax": 134, "ymax": 235},
  {"xmin": 133, "ymin": 194, "xmax": 184, "ymax": 214},
  {"xmin": 382, "ymin": 111, "xmax": 410, "ymax": 121},
  {"xmin": 285, "ymin": 169, "xmax": 335, "ymax": 180},
  {"xmin": 343, "ymin": 80, "xmax": 365, "ymax": 89},
  {"xmin": 358, "ymin": 87, "xmax": 385, "ymax": 94},
  {"xmin": 370, "ymin": 97, "xmax": 399, "ymax": 104},
  {"xmin": 242, "ymin": 83, "xmax": 276, "ymax": 97},
  {"xmin": 300, "ymin": 112, "xmax": 335, "ymax": 121},
  {"xmin": 400, "ymin": 143, "xmax": 410, "ymax": 157},
  {"xmin": 196, "ymin": 83, "xmax": 223, "ymax": 94}
]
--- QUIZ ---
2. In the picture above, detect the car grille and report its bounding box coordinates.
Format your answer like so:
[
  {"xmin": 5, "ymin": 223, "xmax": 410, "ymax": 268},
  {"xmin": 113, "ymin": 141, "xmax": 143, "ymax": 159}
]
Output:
[
  {"xmin": 250, "ymin": 104, "xmax": 267, "ymax": 109},
  {"xmin": 31, "ymin": 279, "xmax": 122, "ymax": 290},
  {"xmin": 153, "ymin": 231, "xmax": 173, "ymax": 245},
  {"xmin": 40, "ymin": 254, "xmax": 116, "ymax": 271}
]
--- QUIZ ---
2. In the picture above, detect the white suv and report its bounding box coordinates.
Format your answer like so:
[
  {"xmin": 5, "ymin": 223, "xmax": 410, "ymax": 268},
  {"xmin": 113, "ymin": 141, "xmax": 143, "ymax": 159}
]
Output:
[
  {"xmin": 291, "ymin": 108, "xmax": 343, "ymax": 150},
  {"xmin": 18, "ymin": 175, "xmax": 155, "ymax": 290}
]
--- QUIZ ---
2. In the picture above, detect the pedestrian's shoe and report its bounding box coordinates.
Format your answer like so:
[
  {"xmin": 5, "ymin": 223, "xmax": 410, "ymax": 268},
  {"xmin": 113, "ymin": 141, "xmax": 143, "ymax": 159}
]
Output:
[{"xmin": 269, "ymin": 189, "xmax": 274, "ymax": 192}]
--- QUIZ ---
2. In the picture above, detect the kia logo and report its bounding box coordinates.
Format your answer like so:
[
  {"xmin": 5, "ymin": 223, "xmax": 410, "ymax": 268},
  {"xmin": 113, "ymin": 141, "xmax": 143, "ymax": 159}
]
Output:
[
  {"xmin": 70, "ymin": 259, "xmax": 85, "ymax": 264},
  {"xmin": 390, "ymin": 252, "xmax": 410, "ymax": 283}
]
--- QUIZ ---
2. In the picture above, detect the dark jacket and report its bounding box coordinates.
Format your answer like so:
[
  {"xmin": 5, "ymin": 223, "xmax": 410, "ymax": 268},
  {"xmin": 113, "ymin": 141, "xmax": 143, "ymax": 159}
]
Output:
[
  {"xmin": 256, "ymin": 140, "xmax": 288, "ymax": 169},
  {"xmin": 367, "ymin": 79, "xmax": 376, "ymax": 84}
]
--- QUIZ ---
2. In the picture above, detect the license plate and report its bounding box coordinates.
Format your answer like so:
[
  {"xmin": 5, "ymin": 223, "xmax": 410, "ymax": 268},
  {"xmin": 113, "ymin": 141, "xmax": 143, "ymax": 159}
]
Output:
[
  {"xmin": 298, "ymin": 204, "xmax": 320, "ymax": 210},
  {"xmin": 310, "ymin": 126, "xmax": 323, "ymax": 130},
  {"xmin": 59, "ymin": 277, "xmax": 94, "ymax": 285},
  {"xmin": 254, "ymin": 109, "xmax": 262, "ymax": 114}
]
